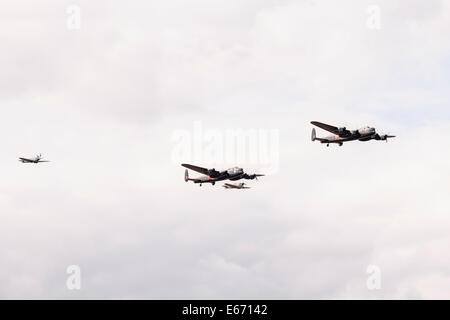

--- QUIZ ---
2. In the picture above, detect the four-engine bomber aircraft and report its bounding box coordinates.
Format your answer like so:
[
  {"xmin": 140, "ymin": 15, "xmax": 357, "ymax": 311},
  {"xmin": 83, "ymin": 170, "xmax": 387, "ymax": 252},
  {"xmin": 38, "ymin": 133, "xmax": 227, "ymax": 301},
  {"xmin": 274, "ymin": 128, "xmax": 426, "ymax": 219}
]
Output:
[
  {"xmin": 311, "ymin": 121, "xmax": 395, "ymax": 147},
  {"xmin": 223, "ymin": 182, "xmax": 250, "ymax": 189},
  {"xmin": 182, "ymin": 164, "xmax": 264, "ymax": 186},
  {"xmin": 19, "ymin": 154, "xmax": 50, "ymax": 164}
]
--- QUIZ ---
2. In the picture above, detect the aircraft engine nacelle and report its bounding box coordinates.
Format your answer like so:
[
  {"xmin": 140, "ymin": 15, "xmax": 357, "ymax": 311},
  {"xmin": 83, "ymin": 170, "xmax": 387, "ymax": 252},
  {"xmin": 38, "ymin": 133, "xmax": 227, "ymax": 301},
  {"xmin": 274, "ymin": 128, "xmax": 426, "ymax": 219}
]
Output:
[
  {"xmin": 208, "ymin": 168, "xmax": 219, "ymax": 176},
  {"xmin": 337, "ymin": 127, "xmax": 346, "ymax": 134}
]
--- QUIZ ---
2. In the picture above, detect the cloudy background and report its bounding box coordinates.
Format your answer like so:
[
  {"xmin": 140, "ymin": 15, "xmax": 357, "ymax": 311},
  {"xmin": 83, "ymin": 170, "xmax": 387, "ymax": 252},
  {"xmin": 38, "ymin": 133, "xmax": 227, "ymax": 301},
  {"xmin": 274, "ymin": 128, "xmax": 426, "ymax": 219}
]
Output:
[{"xmin": 1, "ymin": 0, "xmax": 450, "ymax": 299}]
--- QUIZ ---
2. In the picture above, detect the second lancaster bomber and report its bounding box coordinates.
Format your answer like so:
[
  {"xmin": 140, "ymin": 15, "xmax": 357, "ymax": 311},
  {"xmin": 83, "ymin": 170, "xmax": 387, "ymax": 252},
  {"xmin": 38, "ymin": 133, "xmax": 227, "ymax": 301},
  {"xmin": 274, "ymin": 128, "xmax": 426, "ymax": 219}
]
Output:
[
  {"xmin": 311, "ymin": 121, "xmax": 395, "ymax": 147},
  {"xmin": 182, "ymin": 164, "xmax": 264, "ymax": 187}
]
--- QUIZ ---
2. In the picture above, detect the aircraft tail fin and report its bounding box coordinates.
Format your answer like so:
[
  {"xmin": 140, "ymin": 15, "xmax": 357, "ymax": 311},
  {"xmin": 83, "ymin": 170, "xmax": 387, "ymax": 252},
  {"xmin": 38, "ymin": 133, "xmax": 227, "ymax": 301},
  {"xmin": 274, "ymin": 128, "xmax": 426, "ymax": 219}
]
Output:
[
  {"xmin": 311, "ymin": 128, "xmax": 317, "ymax": 141},
  {"xmin": 184, "ymin": 169, "xmax": 189, "ymax": 182}
]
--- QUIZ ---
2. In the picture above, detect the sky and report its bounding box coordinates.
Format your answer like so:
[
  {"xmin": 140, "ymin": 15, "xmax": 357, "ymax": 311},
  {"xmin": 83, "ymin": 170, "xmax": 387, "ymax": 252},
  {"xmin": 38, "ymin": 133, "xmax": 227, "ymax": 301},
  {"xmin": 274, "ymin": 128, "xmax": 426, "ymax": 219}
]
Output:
[{"xmin": 0, "ymin": 0, "xmax": 450, "ymax": 299}]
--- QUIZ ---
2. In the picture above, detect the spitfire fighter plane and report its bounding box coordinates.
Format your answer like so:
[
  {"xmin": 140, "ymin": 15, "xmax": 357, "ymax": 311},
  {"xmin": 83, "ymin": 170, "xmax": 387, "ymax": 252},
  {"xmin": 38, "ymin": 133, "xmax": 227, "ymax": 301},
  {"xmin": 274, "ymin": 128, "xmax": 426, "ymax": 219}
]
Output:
[
  {"xmin": 311, "ymin": 121, "xmax": 395, "ymax": 147},
  {"xmin": 182, "ymin": 164, "xmax": 264, "ymax": 186},
  {"xmin": 223, "ymin": 182, "xmax": 250, "ymax": 189},
  {"xmin": 19, "ymin": 154, "xmax": 50, "ymax": 164}
]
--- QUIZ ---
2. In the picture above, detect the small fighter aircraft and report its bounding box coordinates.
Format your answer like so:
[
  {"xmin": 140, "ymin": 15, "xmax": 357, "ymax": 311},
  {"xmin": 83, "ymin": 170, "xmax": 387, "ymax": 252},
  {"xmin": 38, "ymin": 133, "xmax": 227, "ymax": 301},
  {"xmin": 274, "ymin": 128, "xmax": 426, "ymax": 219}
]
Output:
[
  {"xmin": 311, "ymin": 121, "xmax": 395, "ymax": 147},
  {"xmin": 19, "ymin": 154, "xmax": 50, "ymax": 164},
  {"xmin": 182, "ymin": 163, "xmax": 264, "ymax": 186},
  {"xmin": 223, "ymin": 182, "xmax": 250, "ymax": 189}
]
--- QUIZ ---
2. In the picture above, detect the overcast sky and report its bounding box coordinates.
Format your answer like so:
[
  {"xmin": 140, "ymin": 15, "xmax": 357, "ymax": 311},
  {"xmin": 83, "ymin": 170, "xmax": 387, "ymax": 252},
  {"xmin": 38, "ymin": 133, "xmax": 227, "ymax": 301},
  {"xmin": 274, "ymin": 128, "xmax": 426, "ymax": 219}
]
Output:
[{"xmin": 1, "ymin": 0, "xmax": 450, "ymax": 299}]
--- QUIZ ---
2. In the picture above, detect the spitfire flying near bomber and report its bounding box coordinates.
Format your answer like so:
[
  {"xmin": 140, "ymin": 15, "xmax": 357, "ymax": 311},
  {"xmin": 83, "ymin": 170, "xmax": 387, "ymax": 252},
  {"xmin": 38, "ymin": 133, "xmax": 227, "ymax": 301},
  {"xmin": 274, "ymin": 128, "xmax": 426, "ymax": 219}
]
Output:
[
  {"xmin": 19, "ymin": 154, "xmax": 50, "ymax": 164},
  {"xmin": 182, "ymin": 164, "xmax": 264, "ymax": 186},
  {"xmin": 311, "ymin": 121, "xmax": 395, "ymax": 147},
  {"xmin": 223, "ymin": 182, "xmax": 250, "ymax": 189}
]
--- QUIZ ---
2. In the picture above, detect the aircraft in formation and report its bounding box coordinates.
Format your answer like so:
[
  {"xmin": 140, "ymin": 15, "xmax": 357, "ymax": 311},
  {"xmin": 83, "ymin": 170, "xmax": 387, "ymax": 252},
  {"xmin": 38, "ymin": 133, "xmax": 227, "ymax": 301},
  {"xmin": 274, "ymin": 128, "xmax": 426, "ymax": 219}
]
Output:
[
  {"xmin": 16, "ymin": 123, "xmax": 395, "ymax": 192},
  {"xmin": 311, "ymin": 121, "xmax": 395, "ymax": 147},
  {"xmin": 181, "ymin": 121, "xmax": 395, "ymax": 188},
  {"xmin": 223, "ymin": 183, "xmax": 250, "ymax": 189},
  {"xmin": 182, "ymin": 164, "xmax": 264, "ymax": 187},
  {"xmin": 19, "ymin": 154, "xmax": 50, "ymax": 164}
]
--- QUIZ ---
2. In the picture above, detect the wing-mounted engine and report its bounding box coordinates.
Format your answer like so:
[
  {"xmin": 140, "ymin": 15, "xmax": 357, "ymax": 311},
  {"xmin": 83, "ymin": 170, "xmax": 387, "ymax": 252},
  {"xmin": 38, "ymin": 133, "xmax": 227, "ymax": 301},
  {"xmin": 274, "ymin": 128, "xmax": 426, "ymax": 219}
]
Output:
[
  {"xmin": 373, "ymin": 133, "xmax": 383, "ymax": 140},
  {"xmin": 337, "ymin": 127, "xmax": 351, "ymax": 137},
  {"xmin": 207, "ymin": 168, "xmax": 220, "ymax": 177}
]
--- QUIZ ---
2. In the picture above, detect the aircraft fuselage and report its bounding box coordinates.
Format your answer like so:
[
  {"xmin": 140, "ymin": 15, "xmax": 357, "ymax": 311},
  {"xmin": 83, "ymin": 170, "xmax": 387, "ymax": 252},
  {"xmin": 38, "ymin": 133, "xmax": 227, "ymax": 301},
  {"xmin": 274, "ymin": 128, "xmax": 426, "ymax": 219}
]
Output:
[{"xmin": 318, "ymin": 127, "xmax": 377, "ymax": 145}]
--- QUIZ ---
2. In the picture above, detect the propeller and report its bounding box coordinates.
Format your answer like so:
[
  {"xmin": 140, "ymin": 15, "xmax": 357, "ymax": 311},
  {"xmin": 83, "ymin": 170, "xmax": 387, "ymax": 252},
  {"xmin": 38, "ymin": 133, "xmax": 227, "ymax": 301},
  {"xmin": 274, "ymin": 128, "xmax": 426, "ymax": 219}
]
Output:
[{"xmin": 383, "ymin": 133, "xmax": 396, "ymax": 142}]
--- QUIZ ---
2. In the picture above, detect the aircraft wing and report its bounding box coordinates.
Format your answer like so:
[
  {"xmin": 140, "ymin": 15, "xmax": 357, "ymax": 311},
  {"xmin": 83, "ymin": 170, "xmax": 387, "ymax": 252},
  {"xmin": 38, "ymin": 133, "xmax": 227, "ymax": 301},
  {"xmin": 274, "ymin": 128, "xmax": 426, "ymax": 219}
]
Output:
[
  {"xmin": 223, "ymin": 183, "xmax": 250, "ymax": 189},
  {"xmin": 181, "ymin": 164, "xmax": 210, "ymax": 175},
  {"xmin": 224, "ymin": 183, "xmax": 238, "ymax": 188},
  {"xmin": 19, "ymin": 158, "xmax": 33, "ymax": 163},
  {"xmin": 311, "ymin": 121, "xmax": 350, "ymax": 136},
  {"xmin": 311, "ymin": 121, "xmax": 339, "ymax": 134}
]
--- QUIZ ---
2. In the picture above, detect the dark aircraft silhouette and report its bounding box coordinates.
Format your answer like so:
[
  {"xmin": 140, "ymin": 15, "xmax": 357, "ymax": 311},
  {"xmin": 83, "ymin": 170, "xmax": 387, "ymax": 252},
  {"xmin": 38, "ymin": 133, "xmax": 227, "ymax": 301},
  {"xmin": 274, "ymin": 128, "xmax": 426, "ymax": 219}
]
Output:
[
  {"xmin": 223, "ymin": 182, "xmax": 250, "ymax": 189},
  {"xmin": 19, "ymin": 154, "xmax": 50, "ymax": 164},
  {"xmin": 182, "ymin": 164, "xmax": 264, "ymax": 186},
  {"xmin": 311, "ymin": 121, "xmax": 395, "ymax": 147}
]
